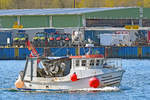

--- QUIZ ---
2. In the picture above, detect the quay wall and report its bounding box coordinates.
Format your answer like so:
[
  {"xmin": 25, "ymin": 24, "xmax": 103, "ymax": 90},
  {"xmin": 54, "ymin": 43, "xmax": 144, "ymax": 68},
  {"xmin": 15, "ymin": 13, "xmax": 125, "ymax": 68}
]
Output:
[{"xmin": 0, "ymin": 47, "xmax": 150, "ymax": 60}]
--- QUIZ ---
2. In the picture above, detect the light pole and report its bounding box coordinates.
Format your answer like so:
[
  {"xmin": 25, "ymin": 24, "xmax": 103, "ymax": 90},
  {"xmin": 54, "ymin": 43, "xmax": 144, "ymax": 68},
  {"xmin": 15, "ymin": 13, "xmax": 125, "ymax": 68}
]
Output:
[{"xmin": 74, "ymin": 0, "xmax": 76, "ymax": 8}]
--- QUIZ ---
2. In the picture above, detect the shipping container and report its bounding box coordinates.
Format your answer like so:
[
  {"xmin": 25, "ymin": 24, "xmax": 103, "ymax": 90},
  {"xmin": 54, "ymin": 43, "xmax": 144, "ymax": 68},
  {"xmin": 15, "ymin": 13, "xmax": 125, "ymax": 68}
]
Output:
[
  {"xmin": 19, "ymin": 48, "xmax": 30, "ymax": 59},
  {"xmin": 18, "ymin": 30, "xmax": 26, "ymax": 33},
  {"xmin": 106, "ymin": 47, "xmax": 113, "ymax": 58},
  {"xmin": 50, "ymin": 48, "xmax": 75, "ymax": 56},
  {"xmin": 84, "ymin": 30, "xmax": 100, "ymax": 45},
  {"xmin": 67, "ymin": 48, "xmax": 76, "ymax": 56},
  {"xmin": 100, "ymin": 34, "xmax": 113, "ymax": 46},
  {"xmin": 105, "ymin": 46, "xmax": 138, "ymax": 58},
  {"xmin": 44, "ymin": 29, "xmax": 56, "ymax": 34},
  {"xmin": 0, "ymin": 48, "xmax": 14, "ymax": 59},
  {"xmin": 125, "ymin": 47, "xmax": 137, "ymax": 58},
  {"xmin": 100, "ymin": 34, "xmax": 131, "ymax": 46},
  {"xmin": 79, "ymin": 47, "xmax": 104, "ymax": 56},
  {"xmin": 0, "ymin": 32, "xmax": 13, "ymax": 46},
  {"xmin": 0, "ymin": 46, "xmax": 149, "ymax": 60},
  {"xmin": 36, "ymin": 48, "xmax": 44, "ymax": 56},
  {"xmin": 142, "ymin": 46, "xmax": 150, "ymax": 58}
]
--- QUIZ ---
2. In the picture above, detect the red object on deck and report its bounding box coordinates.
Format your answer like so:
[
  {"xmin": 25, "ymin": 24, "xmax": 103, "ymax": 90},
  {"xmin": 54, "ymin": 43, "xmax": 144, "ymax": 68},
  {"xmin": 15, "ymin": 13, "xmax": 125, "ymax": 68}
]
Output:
[
  {"xmin": 56, "ymin": 37, "xmax": 61, "ymax": 40},
  {"xmin": 89, "ymin": 77, "xmax": 100, "ymax": 88},
  {"xmin": 49, "ymin": 37, "xmax": 54, "ymax": 40},
  {"xmin": 65, "ymin": 37, "xmax": 69, "ymax": 41},
  {"xmin": 70, "ymin": 73, "xmax": 78, "ymax": 82}
]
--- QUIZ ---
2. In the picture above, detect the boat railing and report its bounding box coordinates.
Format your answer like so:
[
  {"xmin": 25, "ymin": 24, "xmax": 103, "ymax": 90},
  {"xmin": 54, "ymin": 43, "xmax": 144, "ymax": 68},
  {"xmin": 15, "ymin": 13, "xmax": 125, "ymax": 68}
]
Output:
[{"xmin": 104, "ymin": 58, "xmax": 122, "ymax": 69}]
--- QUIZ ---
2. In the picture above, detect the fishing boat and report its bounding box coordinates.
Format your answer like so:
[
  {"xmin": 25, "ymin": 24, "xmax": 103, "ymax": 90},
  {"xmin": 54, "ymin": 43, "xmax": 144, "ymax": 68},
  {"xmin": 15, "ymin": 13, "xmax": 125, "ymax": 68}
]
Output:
[
  {"xmin": 15, "ymin": 40, "xmax": 125, "ymax": 91},
  {"xmin": 15, "ymin": 54, "xmax": 125, "ymax": 91}
]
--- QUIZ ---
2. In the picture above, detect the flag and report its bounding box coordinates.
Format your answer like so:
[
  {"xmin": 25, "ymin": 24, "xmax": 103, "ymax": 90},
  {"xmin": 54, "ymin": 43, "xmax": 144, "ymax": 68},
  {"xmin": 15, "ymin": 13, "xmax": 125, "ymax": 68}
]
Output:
[{"xmin": 26, "ymin": 40, "xmax": 40, "ymax": 63}]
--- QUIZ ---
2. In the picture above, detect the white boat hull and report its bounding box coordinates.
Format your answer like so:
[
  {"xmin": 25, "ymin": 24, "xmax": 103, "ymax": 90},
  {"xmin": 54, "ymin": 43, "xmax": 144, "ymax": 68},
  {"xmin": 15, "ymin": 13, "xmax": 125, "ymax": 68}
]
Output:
[{"xmin": 17, "ymin": 70, "xmax": 124, "ymax": 91}]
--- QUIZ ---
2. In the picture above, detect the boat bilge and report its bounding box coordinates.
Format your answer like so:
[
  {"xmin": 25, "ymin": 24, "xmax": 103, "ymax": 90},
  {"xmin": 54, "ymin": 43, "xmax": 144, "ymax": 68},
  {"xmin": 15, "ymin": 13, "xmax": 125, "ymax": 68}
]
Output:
[{"xmin": 15, "ymin": 54, "xmax": 125, "ymax": 91}]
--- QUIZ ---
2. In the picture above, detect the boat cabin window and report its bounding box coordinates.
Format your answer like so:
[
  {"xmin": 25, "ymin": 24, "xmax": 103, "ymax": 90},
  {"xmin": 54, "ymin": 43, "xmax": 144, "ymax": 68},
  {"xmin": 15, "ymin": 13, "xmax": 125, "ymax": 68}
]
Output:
[
  {"xmin": 76, "ymin": 60, "xmax": 80, "ymax": 66},
  {"xmin": 90, "ymin": 60, "xmax": 94, "ymax": 66},
  {"xmin": 96, "ymin": 59, "xmax": 100, "ymax": 66},
  {"xmin": 82, "ymin": 60, "xmax": 86, "ymax": 66}
]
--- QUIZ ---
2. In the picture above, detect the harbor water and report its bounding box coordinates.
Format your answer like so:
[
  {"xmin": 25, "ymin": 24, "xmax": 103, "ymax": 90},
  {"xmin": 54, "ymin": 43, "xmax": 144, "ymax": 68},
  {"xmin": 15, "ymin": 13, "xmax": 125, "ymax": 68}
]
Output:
[{"xmin": 0, "ymin": 59, "xmax": 150, "ymax": 100}]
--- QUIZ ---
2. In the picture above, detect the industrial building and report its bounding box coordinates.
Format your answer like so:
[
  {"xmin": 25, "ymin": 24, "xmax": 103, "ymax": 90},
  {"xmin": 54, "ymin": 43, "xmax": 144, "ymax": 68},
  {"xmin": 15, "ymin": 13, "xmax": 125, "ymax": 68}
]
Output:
[
  {"xmin": 0, "ymin": 7, "xmax": 149, "ymax": 28},
  {"xmin": 0, "ymin": 7, "xmax": 150, "ymax": 60}
]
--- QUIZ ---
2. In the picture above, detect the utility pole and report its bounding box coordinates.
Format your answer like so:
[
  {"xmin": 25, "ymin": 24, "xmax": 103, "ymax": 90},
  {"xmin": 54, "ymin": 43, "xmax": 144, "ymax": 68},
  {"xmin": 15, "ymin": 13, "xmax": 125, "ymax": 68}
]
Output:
[
  {"xmin": 74, "ymin": 0, "xmax": 76, "ymax": 8},
  {"xmin": 139, "ymin": 7, "xmax": 143, "ymax": 27},
  {"xmin": 139, "ymin": 1, "xmax": 144, "ymax": 27}
]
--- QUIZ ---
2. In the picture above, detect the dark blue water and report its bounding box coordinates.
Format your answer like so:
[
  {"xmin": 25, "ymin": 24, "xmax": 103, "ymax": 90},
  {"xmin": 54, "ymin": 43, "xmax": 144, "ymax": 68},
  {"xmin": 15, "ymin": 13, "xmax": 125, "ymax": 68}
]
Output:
[{"xmin": 0, "ymin": 59, "xmax": 150, "ymax": 100}]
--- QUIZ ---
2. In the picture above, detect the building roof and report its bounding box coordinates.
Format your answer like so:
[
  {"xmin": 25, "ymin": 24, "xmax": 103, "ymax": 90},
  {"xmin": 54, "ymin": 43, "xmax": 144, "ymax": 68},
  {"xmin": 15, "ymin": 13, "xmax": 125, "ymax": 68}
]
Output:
[{"xmin": 0, "ymin": 7, "xmax": 131, "ymax": 16}]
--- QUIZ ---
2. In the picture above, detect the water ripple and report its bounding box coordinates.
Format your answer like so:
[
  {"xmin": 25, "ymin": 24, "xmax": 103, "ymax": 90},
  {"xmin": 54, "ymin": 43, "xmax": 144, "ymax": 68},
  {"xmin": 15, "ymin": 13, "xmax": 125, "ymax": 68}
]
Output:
[{"xmin": 1, "ymin": 59, "xmax": 150, "ymax": 100}]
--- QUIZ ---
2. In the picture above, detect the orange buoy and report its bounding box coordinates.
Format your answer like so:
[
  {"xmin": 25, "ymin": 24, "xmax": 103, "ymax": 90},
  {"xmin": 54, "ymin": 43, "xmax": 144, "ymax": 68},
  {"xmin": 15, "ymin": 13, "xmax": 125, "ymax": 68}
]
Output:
[
  {"xmin": 89, "ymin": 77, "xmax": 100, "ymax": 88},
  {"xmin": 70, "ymin": 73, "xmax": 78, "ymax": 82},
  {"xmin": 15, "ymin": 79, "xmax": 24, "ymax": 88}
]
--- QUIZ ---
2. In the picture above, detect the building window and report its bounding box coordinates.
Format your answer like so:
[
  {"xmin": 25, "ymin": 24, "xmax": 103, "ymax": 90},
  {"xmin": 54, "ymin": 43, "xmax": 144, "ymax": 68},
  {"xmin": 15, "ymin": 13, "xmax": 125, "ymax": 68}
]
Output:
[
  {"xmin": 82, "ymin": 60, "xmax": 86, "ymax": 66},
  {"xmin": 76, "ymin": 60, "xmax": 80, "ymax": 66},
  {"xmin": 90, "ymin": 60, "xmax": 94, "ymax": 66}
]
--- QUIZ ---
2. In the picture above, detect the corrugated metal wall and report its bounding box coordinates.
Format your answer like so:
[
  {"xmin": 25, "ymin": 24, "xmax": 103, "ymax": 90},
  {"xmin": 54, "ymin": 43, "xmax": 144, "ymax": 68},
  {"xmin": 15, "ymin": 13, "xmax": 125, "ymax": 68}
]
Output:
[
  {"xmin": 2, "ymin": 46, "xmax": 150, "ymax": 59},
  {"xmin": 52, "ymin": 15, "xmax": 82, "ymax": 27},
  {"xmin": 50, "ymin": 48, "xmax": 76, "ymax": 56},
  {"xmin": 20, "ymin": 16, "xmax": 49, "ymax": 28},
  {"xmin": 0, "ymin": 48, "xmax": 14, "ymax": 59},
  {"xmin": 105, "ymin": 47, "xmax": 138, "ymax": 58},
  {"xmin": 0, "ymin": 8, "xmax": 150, "ymax": 28},
  {"xmin": 18, "ymin": 48, "xmax": 30, "ymax": 59},
  {"xmin": 0, "ymin": 16, "xmax": 17, "ymax": 28},
  {"xmin": 143, "ymin": 8, "xmax": 150, "ymax": 19},
  {"xmin": 85, "ymin": 8, "xmax": 139, "ymax": 19},
  {"xmin": 142, "ymin": 47, "xmax": 150, "ymax": 58}
]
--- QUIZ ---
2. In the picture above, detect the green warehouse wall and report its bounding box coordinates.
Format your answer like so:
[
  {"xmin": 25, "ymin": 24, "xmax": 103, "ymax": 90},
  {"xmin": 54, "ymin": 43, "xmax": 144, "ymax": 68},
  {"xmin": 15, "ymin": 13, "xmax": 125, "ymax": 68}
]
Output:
[
  {"xmin": 52, "ymin": 15, "xmax": 82, "ymax": 27},
  {"xmin": 20, "ymin": 16, "xmax": 49, "ymax": 28},
  {"xmin": 0, "ymin": 16, "xmax": 17, "ymax": 28},
  {"xmin": 0, "ymin": 8, "xmax": 150, "ymax": 28},
  {"xmin": 84, "ymin": 8, "xmax": 139, "ymax": 19},
  {"xmin": 143, "ymin": 8, "xmax": 150, "ymax": 19}
]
